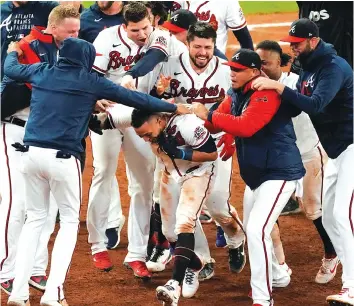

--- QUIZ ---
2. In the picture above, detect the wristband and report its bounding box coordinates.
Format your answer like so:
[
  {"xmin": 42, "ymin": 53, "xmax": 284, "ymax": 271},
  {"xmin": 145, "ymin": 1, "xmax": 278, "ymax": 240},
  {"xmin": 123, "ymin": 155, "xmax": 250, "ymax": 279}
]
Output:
[{"xmin": 180, "ymin": 148, "xmax": 193, "ymax": 161}]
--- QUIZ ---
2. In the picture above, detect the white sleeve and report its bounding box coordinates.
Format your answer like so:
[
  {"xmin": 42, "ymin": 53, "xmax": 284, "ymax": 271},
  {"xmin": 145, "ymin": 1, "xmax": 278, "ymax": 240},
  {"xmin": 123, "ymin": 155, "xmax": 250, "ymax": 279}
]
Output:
[
  {"xmin": 180, "ymin": 115, "xmax": 211, "ymax": 149},
  {"xmin": 225, "ymin": 0, "xmax": 247, "ymax": 31},
  {"xmin": 147, "ymin": 29, "xmax": 170, "ymax": 56},
  {"xmin": 106, "ymin": 104, "xmax": 133, "ymax": 129},
  {"xmin": 92, "ymin": 29, "xmax": 111, "ymax": 74}
]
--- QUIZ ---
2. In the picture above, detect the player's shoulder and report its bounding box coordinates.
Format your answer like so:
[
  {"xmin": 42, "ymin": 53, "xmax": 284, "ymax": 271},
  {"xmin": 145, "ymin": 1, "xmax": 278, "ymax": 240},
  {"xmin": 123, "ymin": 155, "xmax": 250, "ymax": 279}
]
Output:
[
  {"xmin": 96, "ymin": 25, "xmax": 119, "ymax": 38},
  {"xmin": 216, "ymin": 57, "xmax": 231, "ymax": 71},
  {"xmin": 280, "ymin": 71, "xmax": 299, "ymax": 88},
  {"xmin": 174, "ymin": 113, "xmax": 204, "ymax": 126}
]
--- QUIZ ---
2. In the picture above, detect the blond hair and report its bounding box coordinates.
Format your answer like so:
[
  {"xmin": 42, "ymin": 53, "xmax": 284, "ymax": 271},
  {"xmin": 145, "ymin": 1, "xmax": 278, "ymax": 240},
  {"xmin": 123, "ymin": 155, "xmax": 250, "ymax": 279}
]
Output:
[{"xmin": 48, "ymin": 5, "xmax": 80, "ymax": 26}]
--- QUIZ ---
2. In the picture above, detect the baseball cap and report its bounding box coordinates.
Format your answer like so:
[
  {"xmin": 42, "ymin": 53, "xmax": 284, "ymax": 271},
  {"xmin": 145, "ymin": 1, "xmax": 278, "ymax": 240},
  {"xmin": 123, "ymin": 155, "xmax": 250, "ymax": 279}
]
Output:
[
  {"xmin": 162, "ymin": 9, "xmax": 197, "ymax": 33},
  {"xmin": 281, "ymin": 18, "xmax": 319, "ymax": 43},
  {"xmin": 223, "ymin": 49, "xmax": 262, "ymax": 71}
]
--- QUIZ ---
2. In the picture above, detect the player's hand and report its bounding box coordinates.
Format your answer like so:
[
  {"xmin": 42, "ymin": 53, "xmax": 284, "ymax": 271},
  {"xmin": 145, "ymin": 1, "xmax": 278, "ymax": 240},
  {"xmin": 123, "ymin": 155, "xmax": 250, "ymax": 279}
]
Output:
[
  {"xmin": 217, "ymin": 133, "xmax": 235, "ymax": 161},
  {"xmin": 95, "ymin": 99, "xmax": 114, "ymax": 112},
  {"xmin": 156, "ymin": 74, "xmax": 171, "ymax": 96},
  {"xmin": 7, "ymin": 41, "xmax": 23, "ymax": 56},
  {"xmin": 121, "ymin": 74, "xmax": 136, "ymax": 90},
  {"xmin": 252, "ymin": 77, "xmax": 283, "ymax": 93},
  {"xmin": 191, "ymin": 102, "xmax": 209, "ymax": 121},
  {"xmin": 175, "ymin": 104, "xmax": 192, "ymax": 115}
]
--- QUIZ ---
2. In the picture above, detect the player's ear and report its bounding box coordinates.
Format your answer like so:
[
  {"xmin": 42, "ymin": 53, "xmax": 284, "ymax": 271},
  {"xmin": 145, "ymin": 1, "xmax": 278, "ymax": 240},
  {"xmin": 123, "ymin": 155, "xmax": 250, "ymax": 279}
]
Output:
[{"xmin": 122, "ymin": 23, "xmax": 127, "ymax": 31}]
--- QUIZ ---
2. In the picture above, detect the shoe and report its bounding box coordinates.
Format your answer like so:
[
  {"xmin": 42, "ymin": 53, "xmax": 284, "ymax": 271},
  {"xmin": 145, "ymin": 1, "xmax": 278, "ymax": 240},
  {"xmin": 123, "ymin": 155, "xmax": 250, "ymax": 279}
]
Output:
[
  {"xmin": 315, "ymin": 256, "xmax": 339, "ymax": 284},
  {"xmin": 326, "ymin": 287, "xmax": 354, "ymax": 305},
  {"xmin": 7, "ymin": 300, "xmax": 30, "ymax": 306},
  {"xmin": 105, "ymin": 215, "xmax": 125, "ymax": 250},
  {"xmin": 198, "ymin": 261, "xmax": 215, "ymax": 281},
  {"xmin": 92, "ymin": 251, "xmax": 113, "ymax": 272},
  {"xmin": 124, "ymin": 261, "xmax": 152, "ymax": 280},
  {"xmin": 228, "ymin": 241, "xmax": 246, "ymax": 273},
  {"xmin": 272, "ymin": 273, "xmax": 291, "ymax": 288},
  {"xmin": 1, "ymin": 279, "xmax": 14, "ymax": 295},
  {"xmin": 29, "ymin": 275, "xmax": 47, "ymax": 291},
  {"xmin": 279, "ymin": 262, "xmax": 292, "ymax": 276},
  {"xmin": 156, "ymin": 279, "xmax": 181, "ymax": 306},
  {"xmin": 40, "ymin": 299, "xmax": 69, "ymax": 306},
  {"xmin": 216, "ymin": 226, "xmax": 227, "ymax": 248},
  {"xmin": 146, "ymin": 246, "xmax": 172, "ymax": 272},
  {"xmin": 199, "ymin": 210, "xmax": 213, "ymax": 224},
  {"xmin": 280, "ymin": 197, "xmax": 301, "ymax": 216},
  {"xmin": 182, "ymin": 268, "xmax": 199, "ymax": 298}
]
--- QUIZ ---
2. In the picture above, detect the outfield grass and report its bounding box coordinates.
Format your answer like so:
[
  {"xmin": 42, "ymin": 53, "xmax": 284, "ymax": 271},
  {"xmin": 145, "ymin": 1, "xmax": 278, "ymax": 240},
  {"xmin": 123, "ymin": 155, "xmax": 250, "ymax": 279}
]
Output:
[{"xmin": 82, "ymin": 1, "xmax": 297, "ymax": 15}]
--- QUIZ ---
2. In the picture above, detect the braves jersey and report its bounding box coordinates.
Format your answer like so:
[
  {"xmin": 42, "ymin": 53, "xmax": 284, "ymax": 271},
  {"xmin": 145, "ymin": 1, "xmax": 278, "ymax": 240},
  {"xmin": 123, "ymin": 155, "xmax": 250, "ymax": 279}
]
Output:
[
  {"xmin": 160, "ymin": 52, "xmax": 231, "ymax": 109},
  {"xmin": 93, "ymin": 25, "xmax": 170, "ymax": 85},
  {"xmin": 172, "ymin": 0, "xmax": 246, "ymax": 53},
  {"xmin": 153, "ymin": 114, "xmax": 215, "ymax": 182},
  {"xmin": 279, "ymin": 72, "xmax": 319, "ymax": 156}
]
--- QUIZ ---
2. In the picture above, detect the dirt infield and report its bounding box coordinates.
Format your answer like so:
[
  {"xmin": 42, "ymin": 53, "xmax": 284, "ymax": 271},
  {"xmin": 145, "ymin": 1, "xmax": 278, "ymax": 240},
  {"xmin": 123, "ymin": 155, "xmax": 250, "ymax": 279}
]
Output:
[{"xmin": 1, "ymin": 11, "xmax": 342, "ymax": 306}]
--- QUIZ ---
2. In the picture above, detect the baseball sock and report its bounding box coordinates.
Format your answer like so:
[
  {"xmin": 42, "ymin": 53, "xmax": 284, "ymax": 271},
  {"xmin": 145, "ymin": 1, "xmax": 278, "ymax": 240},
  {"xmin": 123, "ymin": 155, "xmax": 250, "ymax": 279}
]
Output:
[
  {"xmin": 172, "ymin": 233, "xmax": 195, "ymax": 285},
  {"xmin": 313, "ymin": 217, "xmax": 337, "ymax": 258},
  {"xmin": 154, "ymin": 203, "xmax": 168, "ymax": 247}
]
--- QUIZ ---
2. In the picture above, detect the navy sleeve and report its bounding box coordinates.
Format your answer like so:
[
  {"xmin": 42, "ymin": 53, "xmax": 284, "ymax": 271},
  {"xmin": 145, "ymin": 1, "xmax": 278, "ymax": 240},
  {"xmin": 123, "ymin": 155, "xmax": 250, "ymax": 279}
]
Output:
[
  {"xmin": 213, "ymin": 48, "xmax": 227, "ymax": 60},
  {"xmin": 97, "ymin": 77, "xmax": 177, "ymax": 113},
  {"xmin": 125, "ymin": 48, "xmax": 167, "ymax": 78},
  {"xmin": 4, "ymin": 52, "xmax": 43, "ymax": 83},
  {"xmin": 232, "ymin": 27, "xmax": 254, "ymax": 50},
  {"xmin": 282, "ymin": 64, "xmax": 344, "ymax": 115}
]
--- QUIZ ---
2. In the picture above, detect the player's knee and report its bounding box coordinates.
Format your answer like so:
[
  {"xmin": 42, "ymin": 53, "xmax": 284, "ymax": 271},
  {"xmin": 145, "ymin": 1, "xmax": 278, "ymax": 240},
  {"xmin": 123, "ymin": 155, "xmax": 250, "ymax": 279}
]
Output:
[
  {"xmin": 175, "ymin": 216, "xmax": 195, "ymax": 235},
  {"xmin": 92, "ymin": 161, "xmax": 116, "ymax": 177},
  {"xmin": 333, "ymin": 205, "xmax": 351, "ymax": 227},
  {"xmin": 162, "ymin": 225, "xmax": 176, "ymax": 242}
]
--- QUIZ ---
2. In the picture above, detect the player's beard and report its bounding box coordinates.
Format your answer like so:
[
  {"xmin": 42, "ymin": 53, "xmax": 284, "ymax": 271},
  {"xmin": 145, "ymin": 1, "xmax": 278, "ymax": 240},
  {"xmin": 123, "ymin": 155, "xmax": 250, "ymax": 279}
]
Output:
[
  {"xmin": 98, "ymin": 1, "xmax": 114, "ymax": 11},
  {"xmin": 189, "ymin": 54, "xmax": 212, "ymax": 69},
  {"xmin": 297, "ymin": 41, "xmax": 314, "ymax": 63}
]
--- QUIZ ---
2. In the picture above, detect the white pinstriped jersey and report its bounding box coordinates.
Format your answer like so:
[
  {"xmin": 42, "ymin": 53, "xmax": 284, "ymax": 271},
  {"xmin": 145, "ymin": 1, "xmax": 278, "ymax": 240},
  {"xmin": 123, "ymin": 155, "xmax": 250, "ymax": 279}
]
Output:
[
  {"xmin": 160, "ymin": 52, "xmax": 231, "ymax": 109},
  {"xmin": 172, "ymin": 0, "xmax": 247, "ymax": 53},
  {"xmin": 152, "ymin": 114, "xmax": 215, "ymax": 182},
  {"xmin": 92, "ymin": 25, "xmax": 170, "ymax": 85},
  {"xmin": 279, "ymin": 72, "xmax": 319, "ymax": 156}
]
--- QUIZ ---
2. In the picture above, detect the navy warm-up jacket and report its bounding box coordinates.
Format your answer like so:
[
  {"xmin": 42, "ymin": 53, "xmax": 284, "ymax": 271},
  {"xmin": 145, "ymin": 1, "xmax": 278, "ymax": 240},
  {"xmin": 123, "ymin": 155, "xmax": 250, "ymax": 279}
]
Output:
[
  {"xmin": 4, "ymin": 37, "xmax": 177, "ymax": 160},
  {"xmin": 282, "ymin": 40, "xmax": 353, "ymax": 159}
]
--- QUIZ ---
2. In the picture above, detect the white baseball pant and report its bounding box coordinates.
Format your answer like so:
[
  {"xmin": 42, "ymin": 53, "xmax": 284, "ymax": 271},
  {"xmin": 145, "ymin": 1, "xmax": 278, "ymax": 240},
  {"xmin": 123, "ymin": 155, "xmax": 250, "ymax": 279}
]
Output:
[
  {"xmin": 322, "ymin": 144, "xmax": 354, "ymax": 288},
  {"xmin": 243, "ymin": 180, "xmax": 298, "ymax": 306},
  {"xmin": 10, "ymin": 146, "xmax": 81, "ymax": 301},
  {"xmin": 0, "ymin": 123, "xmax": 57, "ymax": 283}
]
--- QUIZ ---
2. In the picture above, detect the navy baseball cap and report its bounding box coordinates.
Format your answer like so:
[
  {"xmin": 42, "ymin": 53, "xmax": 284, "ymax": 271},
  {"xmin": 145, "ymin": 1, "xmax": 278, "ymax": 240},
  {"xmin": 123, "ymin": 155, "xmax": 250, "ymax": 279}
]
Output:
[
  {"xmin": 223, "ymin": 49, "xmax": 262, "ymax": 71},
  {"xmin": 281, "ymin": 18, "xmax": 319, "ymax": 43},
  {"xmin": 162, "ymin": 9, "xmax": 197, "ymax": 33}
]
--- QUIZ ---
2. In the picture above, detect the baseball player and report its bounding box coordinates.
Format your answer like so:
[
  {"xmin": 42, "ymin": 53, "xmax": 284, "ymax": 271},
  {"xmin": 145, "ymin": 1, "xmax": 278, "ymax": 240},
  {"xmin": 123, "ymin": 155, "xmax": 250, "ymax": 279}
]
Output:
[
  {"xmin": 0, "ymin": 0, "xmax": 58, "ymax": 80},
  {"xmin": 79, "ymin": 1, "xmax": 124, "ymax": 43},
  {"xmin": 151, "ymin": 22, "xmax": 246, "ymax": 283},
  {"xmin": 79, "ymin": 1, "xmax": 127, "ymax": 251},
  {"xmin": 4, "ymin": 36, "xmax": 187, "ymax": 306},
  {"xmin": 87, "ymin": 2, "xmax": 175, "ymax": 279},
  {"xmin": 253, "ymin": 19, "xmax": 353, "ymax": 306},
  {"xmin": 131, "ymin": 109, "xmax": 217, "ymax": 306},
  {"xmin": 0, "ymin": 5, "xmax": 81, "ymax": 296},
  {"xmin": 193, "ymin": 49, "xmax": 305, "ymax": 306},
  {"xmin": 256, "ymin": 40, "xmax": 339, "ymax": 284},
  {"xmin": 171, "ymin": 0, "xmax": 253, "ymax": 53}
]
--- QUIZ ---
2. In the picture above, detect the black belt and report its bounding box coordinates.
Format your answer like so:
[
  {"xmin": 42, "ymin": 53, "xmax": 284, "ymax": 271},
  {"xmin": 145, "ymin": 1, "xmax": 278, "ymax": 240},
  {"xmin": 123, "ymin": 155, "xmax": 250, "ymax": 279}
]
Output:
[{"xmin": 3, "ymin": 116, "xmax": 26, "ymax": 127}]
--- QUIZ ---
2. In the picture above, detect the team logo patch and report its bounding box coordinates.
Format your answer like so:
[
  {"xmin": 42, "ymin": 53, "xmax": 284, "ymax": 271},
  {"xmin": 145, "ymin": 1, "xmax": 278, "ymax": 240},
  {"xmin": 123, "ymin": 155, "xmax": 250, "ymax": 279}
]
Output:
[
  {"xmin": 255, "ymin": 96, "xmax": 268, "ymax": 102},
  {"xmin": 155, "ymin": 36, "xmax": 167, "ymax": 48},
  {"xmin": 239, "ymin": 8, "xmax": 244, "ymax": 20},
  {"xmin": 209, "ymin": 14, "xmax": 218, "ymax": 31},
  {"xmin": 194, "ymin": 126, "xmax": 206, "ymax": 140}
]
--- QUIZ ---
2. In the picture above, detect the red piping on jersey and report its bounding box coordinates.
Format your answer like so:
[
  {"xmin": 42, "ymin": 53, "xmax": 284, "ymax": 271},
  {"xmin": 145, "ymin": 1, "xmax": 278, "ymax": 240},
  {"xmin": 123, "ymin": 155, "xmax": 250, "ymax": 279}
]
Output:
[
  {"xmin": 203, "ymin": 57, "xmax": 219, "ymax": 87},
  {"xmin": 179, "ymin": 53, "xmax": 195, "ymax": 89},
  {"xmin": 349, "ymin": 191, "xmax": 354, "ymax": 234},
  {"xmin": 317, "ymin": 145, "xmax": 324, "ymax": 205},
  {"xmin": 228, "ymin": 19, "xmax": 247, "ymax": 30},
  {"xmin": 92, "ymin": 65, "xmax": 107, "ymax": 74},
  {"xmin": 118, "ymin": 25, "xmax": 131, "ymax": 54}
]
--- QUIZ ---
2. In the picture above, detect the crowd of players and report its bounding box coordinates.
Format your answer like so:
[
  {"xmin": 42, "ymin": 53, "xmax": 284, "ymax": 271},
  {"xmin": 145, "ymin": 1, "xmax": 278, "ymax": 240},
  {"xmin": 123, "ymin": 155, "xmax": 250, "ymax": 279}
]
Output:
[{"xmin": 0, "ymin": 1, "xmax": 353, "ymax": 306}]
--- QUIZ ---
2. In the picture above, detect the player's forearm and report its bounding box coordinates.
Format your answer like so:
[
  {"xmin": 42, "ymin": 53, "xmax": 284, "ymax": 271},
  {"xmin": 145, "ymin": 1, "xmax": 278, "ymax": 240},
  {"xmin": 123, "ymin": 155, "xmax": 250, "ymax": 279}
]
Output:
[
  {"xmin": 233, "ymin": 27, "xmax": 254, "ymax": 50},
  {"xmin": 190, "ymin": 150, "xmax": 218, "ymax": 162},
  {"xmin": 125, "ymin": 49, "xmax": 167, "ymax": 79}
]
